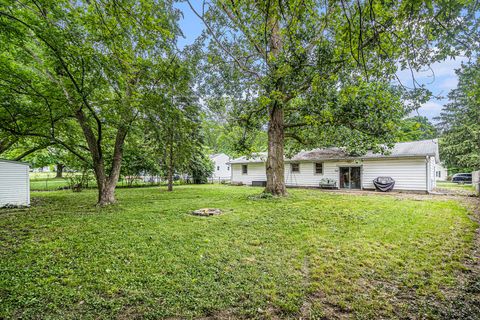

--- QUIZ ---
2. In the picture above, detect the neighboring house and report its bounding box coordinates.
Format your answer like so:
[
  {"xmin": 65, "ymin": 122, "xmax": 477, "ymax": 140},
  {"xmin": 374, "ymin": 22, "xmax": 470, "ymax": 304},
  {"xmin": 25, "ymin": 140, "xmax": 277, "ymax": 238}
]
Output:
[
  {"xmin": 209, "ymin": 153, "xmax": 231, "ymax": 180},
  {"xmin": 435, "ymin": 163, "xmax": 449, "ymax": 181},
  {"xmin": 229, "ymin": 140, "xmax": 440, "ymax": 193},
  {"xmin": 32, "ymin": 166, "xmax": 50, "ymax": 173},
  {"xmin": 0, "ymin": 159, "xmax": 30, "ymax": 207}
]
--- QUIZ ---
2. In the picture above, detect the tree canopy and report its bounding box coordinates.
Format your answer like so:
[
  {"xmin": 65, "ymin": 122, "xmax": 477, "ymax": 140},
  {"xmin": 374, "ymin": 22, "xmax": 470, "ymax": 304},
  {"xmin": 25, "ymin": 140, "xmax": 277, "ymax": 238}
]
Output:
[
  {"xmin": 0, "ymin": 0, "xmax": 182, "ymax": 204},
  {"xmin": 437, "ymin": 59, "xmax": 480, "ymax": 173},
  {"xmin": 192, "ymin": 0, "xmax": 477, "ymax": 195},
  {"xmin": 397, "ymin": 116, "xmax": 437, "ymax": 142}
]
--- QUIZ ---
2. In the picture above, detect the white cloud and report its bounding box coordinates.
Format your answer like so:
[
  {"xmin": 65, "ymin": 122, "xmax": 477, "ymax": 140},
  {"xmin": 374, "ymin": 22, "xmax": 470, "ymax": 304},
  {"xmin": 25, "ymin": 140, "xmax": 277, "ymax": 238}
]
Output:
[
  {"xmin": 410, "ymin": 101, "xmax": 445, "ymax": 121},
  {"xmin": 438, "ymin": 77, "xmax": 458, "ymax": 91}
]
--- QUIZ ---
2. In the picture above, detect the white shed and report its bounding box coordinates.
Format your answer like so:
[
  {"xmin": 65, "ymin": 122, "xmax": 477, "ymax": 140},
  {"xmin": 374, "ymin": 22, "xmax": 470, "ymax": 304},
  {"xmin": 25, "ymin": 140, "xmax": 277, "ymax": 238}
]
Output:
[{"xmin": 0, "ymin": 159, "xmax": 30, "ymax": 207}]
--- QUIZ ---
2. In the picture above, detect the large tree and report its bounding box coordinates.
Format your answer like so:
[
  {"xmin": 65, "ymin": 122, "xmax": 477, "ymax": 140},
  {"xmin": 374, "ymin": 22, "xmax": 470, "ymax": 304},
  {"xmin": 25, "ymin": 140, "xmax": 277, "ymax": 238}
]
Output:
[
  {"xmin": 0, "ymin": 0, "xmax": 180, "ymax": 205},
  {"xmin": 436, "ymin": 59, "xmax": 480, "ymax": 173},
  {"xmin": 190, "ymin": 0, "xmax": 477, "ymax": 195},
  {"xmin": 397, "ymin": 116, "xmax": 437, "ymax": 142}
]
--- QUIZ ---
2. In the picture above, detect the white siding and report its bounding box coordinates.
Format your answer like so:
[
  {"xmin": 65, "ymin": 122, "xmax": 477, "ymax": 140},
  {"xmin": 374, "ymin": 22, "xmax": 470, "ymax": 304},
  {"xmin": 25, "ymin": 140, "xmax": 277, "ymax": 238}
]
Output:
[
  {"xmin": 362, "ymin": 158, "xmax": 428, "ymax": 191},
  {"xmin": 231, "ymin": 163, "xmax": 266, "ymax": 184},
  {"xmin": 435, "ymin": 164, "xmax": 448, "ymax": 181},
  {"xmin": 429, "ymin": 156, "xmax": 436, "ymax": 190},
  {"xmin": 285, "ymin": 161, "xmax": 359, "ymax": 187},
  {"xmin": 210, "ymin": 154, "xmax": 231, "ymax": 180},
  {"xmin": 0, "ymin": 161, "xmax": 30, "ymax": 207},
  {"xmin": 233, "ymin": 157, "xmax": 430, "ymax": 192}
]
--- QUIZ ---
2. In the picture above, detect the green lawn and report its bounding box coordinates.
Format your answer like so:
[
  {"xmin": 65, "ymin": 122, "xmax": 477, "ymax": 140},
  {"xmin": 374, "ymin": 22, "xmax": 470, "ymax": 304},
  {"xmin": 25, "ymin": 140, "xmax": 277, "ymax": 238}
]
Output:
[
  {"xmin": 30, "ymin": 177, "xmax": 70, "ymax": 191},
  {"xmin": 436, "ymin": 181, "xmax": 476, "ymax": 195},
  {"xmin": 0, "ymin": 185, "xmax": 478, "ymax": 319}
]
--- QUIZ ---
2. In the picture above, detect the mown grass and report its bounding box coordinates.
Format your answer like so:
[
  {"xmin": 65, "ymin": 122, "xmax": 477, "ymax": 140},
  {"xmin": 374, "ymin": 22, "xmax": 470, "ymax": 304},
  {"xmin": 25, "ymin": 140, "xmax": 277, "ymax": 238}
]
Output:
[
  {"xmin": 30, "ymin": 178, "xmax": 70, "ymax": 191},
  {"xmin": 437, "ymin": 181, "xmax": 475, "ymax": 191},
  {"xmin": 0, "ymin": 185, "xmax": 477, "ymax": 319}
]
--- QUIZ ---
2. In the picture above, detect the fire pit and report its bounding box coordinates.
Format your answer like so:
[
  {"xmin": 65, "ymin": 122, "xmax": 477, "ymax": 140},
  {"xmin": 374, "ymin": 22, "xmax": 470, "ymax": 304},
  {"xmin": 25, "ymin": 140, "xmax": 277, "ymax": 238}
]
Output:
[{"xmin": 191, "ymin": 208, "xmax": 223, "ymax": 216}]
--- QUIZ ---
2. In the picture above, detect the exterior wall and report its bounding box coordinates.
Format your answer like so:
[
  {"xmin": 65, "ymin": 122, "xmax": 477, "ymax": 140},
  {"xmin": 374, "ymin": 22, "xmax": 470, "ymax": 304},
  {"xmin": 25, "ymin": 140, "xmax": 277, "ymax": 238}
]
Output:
[
  {"xmin": 210, "ymin": 154, "xmax": 231, "ymax": 180},
  {"xmin": 0, "ymin": 161, "xmax": 30, "ymax": 207},
  {"xmin": 284, "ymin": 161, "xmax": 360, "ymax": 187},
  {"xmin": 232, "ymin": 157, "xmax": 430, "ymax": 192},
  {"xmin": 231, "ymin": 163, "xmax": 266, "ymax": 185},
  {"xmin": 435, "ymin": 163, "xmax": 448, "ymax": 181},
  {"xmin": 362, "ymin": 157, "xmax": 429, "ymax": 191},
  {"xmin": 429, "ymin": 156, "xmax": 436, "ymax": 190}
]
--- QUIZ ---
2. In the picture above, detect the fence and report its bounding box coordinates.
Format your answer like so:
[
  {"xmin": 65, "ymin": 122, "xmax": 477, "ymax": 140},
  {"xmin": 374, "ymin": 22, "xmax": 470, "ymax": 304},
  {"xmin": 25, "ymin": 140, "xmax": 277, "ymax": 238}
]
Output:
[
  {"xmin": 473, "ymin": 170, "xmax": 480, "ymax": 195},
  {"xmin": 208, "ymin": 177, "xmax": 231, "ymax": 184}
]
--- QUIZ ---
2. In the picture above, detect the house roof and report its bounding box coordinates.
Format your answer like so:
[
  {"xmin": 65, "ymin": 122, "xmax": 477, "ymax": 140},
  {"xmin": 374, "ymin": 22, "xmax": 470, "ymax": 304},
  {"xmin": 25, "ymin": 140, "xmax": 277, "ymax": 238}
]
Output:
[
  {"xmin": 229, "ymin": 140, "xmax": 440, "ymax": 164},
  {"xmin": 209, "ymin": 153, "xmax": 229, "ymax": 159},
  {"xmin": 228, "ymin": 152, "xmax": 268, "ymax": 164},
  {"xmin": 0, "ymin": 159, "xmax": 30, "ymax": 166}
]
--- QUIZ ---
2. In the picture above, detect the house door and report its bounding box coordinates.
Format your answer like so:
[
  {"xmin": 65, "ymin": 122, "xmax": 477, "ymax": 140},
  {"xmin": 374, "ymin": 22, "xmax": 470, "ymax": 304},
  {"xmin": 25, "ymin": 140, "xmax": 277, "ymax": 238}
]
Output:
[{"xmin": 339, "ymin": 167, "xmax": 361, "ymax": 189}]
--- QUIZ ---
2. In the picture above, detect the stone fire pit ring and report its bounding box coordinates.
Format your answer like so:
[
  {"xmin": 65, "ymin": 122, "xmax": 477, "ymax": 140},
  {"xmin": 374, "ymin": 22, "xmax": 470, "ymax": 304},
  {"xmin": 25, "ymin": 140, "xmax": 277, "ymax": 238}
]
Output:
[{"xmin": 191, "ymin": 208, "xmax": 223, "ymax": 216}]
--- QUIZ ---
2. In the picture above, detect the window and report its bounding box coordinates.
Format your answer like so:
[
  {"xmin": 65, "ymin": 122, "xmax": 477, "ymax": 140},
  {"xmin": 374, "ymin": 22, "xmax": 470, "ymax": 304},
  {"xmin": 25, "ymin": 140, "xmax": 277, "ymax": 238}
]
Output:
[
  {"xmin": 315, "ymin": 162, "xmax": 323, "ymax": 174},
  {"xmin": 436, "ymin": 171, "xmax": 441, "ymax": 177},
  {"xmin": 227, "ymin": 165, "xmax": 230, "ymax": 171},
  {"xmin": 217, "ymin": 166, "xmax": 220, "ymax": 171},
  {"xmin": 291, "ymin": 163, "xmax": 300, "ymax": 173},
  {"xmin": 242, "ymin": 164, "xmax": 248, "ymax": 174}
]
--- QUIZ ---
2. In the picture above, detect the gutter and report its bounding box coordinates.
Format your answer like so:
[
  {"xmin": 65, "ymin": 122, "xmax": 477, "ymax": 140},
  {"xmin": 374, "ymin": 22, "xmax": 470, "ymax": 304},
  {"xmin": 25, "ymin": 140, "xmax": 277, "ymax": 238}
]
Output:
[
  {"xmin": 426, "ymin": 156, "xmax": 430, "ymax": 193},
  {"xmin": 228, "ymin": 154, "xmax": 437, "ymax": 165}
]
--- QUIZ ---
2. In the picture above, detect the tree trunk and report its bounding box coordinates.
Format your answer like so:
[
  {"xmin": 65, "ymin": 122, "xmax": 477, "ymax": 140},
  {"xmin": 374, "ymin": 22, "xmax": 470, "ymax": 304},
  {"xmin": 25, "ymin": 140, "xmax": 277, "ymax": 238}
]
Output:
[
  {"xmin": 167, "ymin": 141, "xmax": 174, "ymax": 192},
  {"xmin": 97, "ymin": 177, "xmax": 116, "ymax": 206},
  {"xmin": 56, "ymin": 163, "xmax": 64, "ymax": 178},
  {"xmin": 263, "ymin": 15, "xmax": 286, "ymax": 196},
  {"xmin": 85, "ymin": 125, "xmax": 126, "ymax": 206},
  {"xmin": 265, "ymin": 104, "xmax": 287, "ymax": 196},
  {"xmin": 96, "ymin": 127, "xmax": 127, "ymax": 205}
]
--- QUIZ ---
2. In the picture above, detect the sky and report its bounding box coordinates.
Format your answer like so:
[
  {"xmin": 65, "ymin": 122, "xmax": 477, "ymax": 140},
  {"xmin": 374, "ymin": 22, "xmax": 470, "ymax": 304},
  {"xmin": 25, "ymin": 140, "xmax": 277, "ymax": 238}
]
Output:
[{"xmin": 175, "ymin": 2, "xmax": 467, "ymax": 122}]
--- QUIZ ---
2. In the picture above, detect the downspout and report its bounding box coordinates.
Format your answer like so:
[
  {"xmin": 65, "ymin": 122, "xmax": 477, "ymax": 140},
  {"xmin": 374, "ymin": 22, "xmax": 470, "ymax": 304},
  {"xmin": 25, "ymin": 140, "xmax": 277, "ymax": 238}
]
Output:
[{"xmin": 425, "ymin": 156, "xmax": 429, "ymax": 193}]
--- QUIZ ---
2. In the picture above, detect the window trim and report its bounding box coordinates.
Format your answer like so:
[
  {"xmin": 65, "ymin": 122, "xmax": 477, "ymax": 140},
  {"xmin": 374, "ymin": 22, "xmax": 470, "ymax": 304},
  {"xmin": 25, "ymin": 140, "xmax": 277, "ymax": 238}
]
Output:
[
  {"xmin": 241, "ymin": 164, "xmax": 248, "ymax": 175},
  {"xmin": 314, "ymin": 162, "xmax": 324, "ymax": 175},
  {"xmin": 291, "ymin": 163, "xmax": 300, "ymax": 173}
]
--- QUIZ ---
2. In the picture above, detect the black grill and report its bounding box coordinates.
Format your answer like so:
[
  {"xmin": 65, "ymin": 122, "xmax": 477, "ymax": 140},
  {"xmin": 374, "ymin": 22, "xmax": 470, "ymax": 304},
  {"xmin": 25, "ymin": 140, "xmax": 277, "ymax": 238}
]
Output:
[{"xmin": 373, "ymin": 177, "xmax": 395, "ymax": 192}]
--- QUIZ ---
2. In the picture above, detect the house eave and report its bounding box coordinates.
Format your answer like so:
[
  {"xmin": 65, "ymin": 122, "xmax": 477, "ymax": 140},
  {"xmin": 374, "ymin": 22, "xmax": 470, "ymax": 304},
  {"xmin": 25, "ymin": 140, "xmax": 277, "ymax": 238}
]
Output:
[{"xmin": 228, "ymin": 154, "xmax": 437, "ymax": 165}]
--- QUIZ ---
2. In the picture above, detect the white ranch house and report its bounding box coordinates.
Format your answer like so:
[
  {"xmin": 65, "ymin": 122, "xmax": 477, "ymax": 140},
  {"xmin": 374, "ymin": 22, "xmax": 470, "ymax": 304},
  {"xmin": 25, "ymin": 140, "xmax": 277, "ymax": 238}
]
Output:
[
  {"xmin": 0, "ymin": 159, "xmax": 30, "ymax": 207},
  {"xmin": 209, "ymin": 153, "xmax": 231, "ymax": 181},
  {"xmin": 229, "ymin": 140, "xmax": 440, "ymax": 193}
]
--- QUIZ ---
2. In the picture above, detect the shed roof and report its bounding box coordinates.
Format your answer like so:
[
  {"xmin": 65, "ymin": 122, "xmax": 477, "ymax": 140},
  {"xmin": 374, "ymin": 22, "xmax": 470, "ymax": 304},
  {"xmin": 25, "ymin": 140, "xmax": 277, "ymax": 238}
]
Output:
[
  {"xmin": 229, "ymin": 140, "xmax": 440, "ymax": 164},
  {"xmin": 0, "ymin": 159, "xmax": 30, "ymax": 166}
]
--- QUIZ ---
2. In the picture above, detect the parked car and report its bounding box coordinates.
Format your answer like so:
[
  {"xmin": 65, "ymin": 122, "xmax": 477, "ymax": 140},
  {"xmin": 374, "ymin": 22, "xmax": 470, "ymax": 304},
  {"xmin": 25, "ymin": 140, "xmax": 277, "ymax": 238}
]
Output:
[{"xmin": 452, "ymin": 173, "xmax": 472, "ymax": 184}]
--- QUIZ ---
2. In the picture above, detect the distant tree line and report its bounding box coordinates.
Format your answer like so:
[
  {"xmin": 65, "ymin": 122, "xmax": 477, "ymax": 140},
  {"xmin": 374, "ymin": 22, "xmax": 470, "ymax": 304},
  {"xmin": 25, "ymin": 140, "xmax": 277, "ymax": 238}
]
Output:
[{"xmin": 436, "ymin": 59, "xmax": 480, "ymax": 174}]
